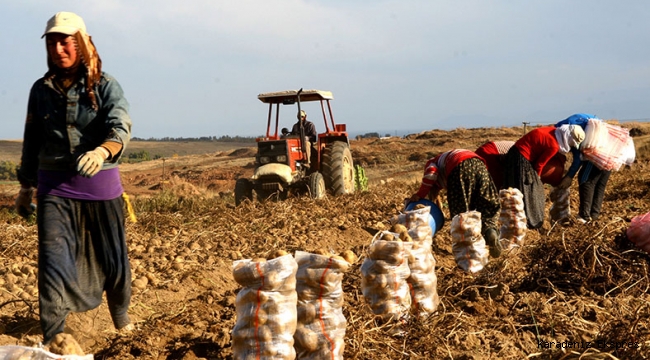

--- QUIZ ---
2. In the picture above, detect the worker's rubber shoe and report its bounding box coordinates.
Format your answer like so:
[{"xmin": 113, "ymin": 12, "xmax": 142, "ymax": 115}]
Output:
[{"xmin": 484, "ymin": 228, "xmax": 502, "ymax": 258}]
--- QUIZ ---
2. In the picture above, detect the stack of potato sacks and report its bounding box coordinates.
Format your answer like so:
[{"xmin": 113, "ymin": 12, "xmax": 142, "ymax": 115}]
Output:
[
  {"xmin": 451, "ymin": 210, "xmax": 489, "ymax": 272},
  {"xmin": 232, "ymin": 252, "xmax": 298, "ymax": 360},
  {"xmin": 389, "ymin": 204, "xmax": 440, "ymax": 317},
  {"xmin": 549, "ymin": 186, "xmax": 571, "ymax": 224},
  {"xmin": 232, "ymin": 249, "xmax": 355, "ymax": 360},
  {"xmin": 498, "ymin": 188, "xmax": 527, "ymax": 250},
  {"xmin": 293, "ymin": 250, "xmax": 353, "ymax": 360},
  {"xmin": 360, "ymin": 230, "xmax": 411, "ymax": 334}
]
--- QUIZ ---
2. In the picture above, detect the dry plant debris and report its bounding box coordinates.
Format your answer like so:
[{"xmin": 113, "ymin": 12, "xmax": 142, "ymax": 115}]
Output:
[{"xmin": 0, "ymin": 124, "xmax": 649, "ymax": 359}]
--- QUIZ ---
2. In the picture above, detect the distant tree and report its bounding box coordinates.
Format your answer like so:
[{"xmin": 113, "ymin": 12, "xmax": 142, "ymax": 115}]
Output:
[
  {"xmin": 362, "ymin": 132, "xmax": 380, "ymax": 138},
  {"xmin": 0, "ymin": 160, "xmax": 17, "ymax": 181},
  {"xmin": 128, "ymin": 135, "xmax": 257, "ymax": 142},
  {"xmin": 128, "ymin": 150, "xmax": 151, "ymax": 162}
]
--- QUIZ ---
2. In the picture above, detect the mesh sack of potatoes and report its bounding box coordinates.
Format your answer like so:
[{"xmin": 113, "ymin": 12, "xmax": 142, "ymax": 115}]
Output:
[
  {"xmin": 403, "ymin": 238, "xmax": 439, "ymax": 317},
  {"xmin": 293, "ymin": 251, "xmax": 351, "ymax": 360},
  {"xmin": 232, "ymin": 253, "xmax": 298, "ymax": 360},
  {"xmin": 549, "ymin": 186, "xmax": 571, "ymax": 222},
  {"xmin": 389, "ymin": 206, "xmax": 433, "ymax": 242},
  {"xmin": 385, "ymin": 220, "xmax": 439, "ymax": 318},
  {"xmin": 451, "ymin": 210, "xmax": 489, "ymax": 273},
  {"xmin": 0, "ymin": 345, "xmax": 92, "ymax": 360},
  {"xmin": 360, "ymin": 231, "xmax": 412, "ymax": 327},
  {"xmin": 498, "ymin": 188, "xmax": 527, "ymax": 250}
]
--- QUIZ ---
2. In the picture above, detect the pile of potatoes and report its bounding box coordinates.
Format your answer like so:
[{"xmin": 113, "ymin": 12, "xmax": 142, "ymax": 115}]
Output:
[
  {"xmin": 498, "ymin": 188, "xmax": 528, "ymax": 250},
  {"xmin": 549, "ymin": 186, "xmax": 571, "ymax": 223},
  {"xmin": 293, "ymin": 250, "xmax": 352, "ymax": 360},
  {"xmin": 231, "ymin": 251, "xmax": 298, "ymax": 360},
  {"xmin": 360, "ymin": 230, "xmax": 411, "ymax": 325},
  {"xmin": 451, "ymin": 211, "xmax": 489, "ymax": 273},
  {"xmin": 49, "ymin": 333, "xmax": 86, "ymax": 356},
  {"xmin": 0, "ymin": 263, "xmax": 39, "ymax": 305}
]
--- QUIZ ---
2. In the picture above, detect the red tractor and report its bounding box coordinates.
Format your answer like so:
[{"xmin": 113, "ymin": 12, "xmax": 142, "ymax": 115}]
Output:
[{"xmin": 235, "ymin": 89, "xmax": 355, "ymax": 205}]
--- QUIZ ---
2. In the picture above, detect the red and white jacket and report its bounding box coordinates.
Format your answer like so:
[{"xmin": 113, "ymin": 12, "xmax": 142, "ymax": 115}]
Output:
[{"xmin": 416, "ymin": 149, "xmax": 482, "ymax": 198}]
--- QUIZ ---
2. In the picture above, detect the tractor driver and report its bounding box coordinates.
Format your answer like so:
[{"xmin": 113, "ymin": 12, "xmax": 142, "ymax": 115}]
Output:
[{"xmin": 291, "ymin": 110, "xmax": 317, "ymax": 167}]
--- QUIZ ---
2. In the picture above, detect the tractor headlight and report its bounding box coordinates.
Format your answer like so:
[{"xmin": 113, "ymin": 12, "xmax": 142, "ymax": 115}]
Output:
[
  {"xmin": 260, "ymin": 156, "xmax": 271, "ymax": 164},
  {"xmin": 276, "ymin": 155, "xmax": 287, "ymax": 163}
]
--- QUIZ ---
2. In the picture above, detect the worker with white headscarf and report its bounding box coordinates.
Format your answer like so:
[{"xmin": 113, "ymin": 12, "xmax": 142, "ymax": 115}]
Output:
[
  {"xmin": 15, "ymin": 11, "xmax": 134, "ymax": 346},
  {"xmin": 502, "ymin": 124, "xmax": 585, "ymax": 229}
]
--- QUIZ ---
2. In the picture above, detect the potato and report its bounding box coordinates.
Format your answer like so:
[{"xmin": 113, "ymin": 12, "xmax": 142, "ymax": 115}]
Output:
[
  {"xmin": 390, "ymin": 223, "xmax": 408, "ymax": 234},
  {"xmin": 380, "ymin": 233, "xmax": 394, "ymax": 241},
  {"xmin": 265, "ymin": 271, "xmax": 295, "ymax": 291},
  {"xmin": 414, "ymin": 204, "xmax": 427, "ymax": 210},
  {"xmin": 252, "ymin": 258, "xmax": 267, "ymax": 263},
  {"xmin": 132, "ymin": 276, "xmax": 148, "ymax": 290},
  {"xmin": 397, "ymin": 229, "xmax": 412, "ymax": 242},
  {"xmin": 231, "ymin": 327, "xmax": 255, "ymax": 342},
  {"xmin": 240, "ymin": 308, "xmax": 269, "ymax": 326},
  {"xmin": 328, "ymin": 255, "xmax": 350, "ymax": 271},
  {"xmin": 297, "ymin": 302, "xmax": 317, "ymax": 323},
  {"xmin": 313, "ymin": 249, "xmax": 329, "ymax": 256},
  {"xmin": 300, "ymin": 268, "xmax": 326, "ymax": 288},
  {"xmin": 298, "ymin": 253, "xmax": 331, "ymax": 268},
  {"xmin": 295, "ymin": 325, "xmax": 320, "ymax": 352},
  {"xmin": 233, "ymin": 262, "xmax": 260, "ymax": 285},
  {"xmin": 406, "ymin": 212, "xmax": 418, "ymax": 223},
  {"xmin": 339, "ymin": 250, "xmax": 358, "ymax": 264},
  {"xmin": 236, "ymin": 288, "xmax": 271, "ymax": 306},
  {"xmin": 268, "ymin": 249, "xmax": 289, "ymax": 259},
  {"xmin": 48, "ymin": 333, "xmax": 85, "ymax": 356}
]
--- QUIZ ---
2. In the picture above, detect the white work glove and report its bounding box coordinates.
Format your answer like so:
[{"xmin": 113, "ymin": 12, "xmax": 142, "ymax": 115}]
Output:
[
  {"xmin": 15, "ymin": 187, "xmax": 36, "ymax": 219},
  {"xmin": 77, "ymin": 146, "xmax": 110, "ymax": 178}
]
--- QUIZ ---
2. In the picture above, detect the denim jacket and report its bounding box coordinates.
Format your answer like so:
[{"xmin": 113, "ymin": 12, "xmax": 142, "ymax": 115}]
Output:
[{"xmin": 17, "ymin": 72, "xmax": 132, "ymax": 187}]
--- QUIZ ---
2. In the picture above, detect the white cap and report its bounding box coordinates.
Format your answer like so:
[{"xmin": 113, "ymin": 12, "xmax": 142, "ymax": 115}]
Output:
[{"xmin": 42, "ymin": 11, "xmax": 86, "ymax": 38}]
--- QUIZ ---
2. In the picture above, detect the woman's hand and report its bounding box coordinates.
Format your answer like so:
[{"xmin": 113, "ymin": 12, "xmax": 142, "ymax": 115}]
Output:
[{"xmin": 77, "ymin": 146, "xmax": 110, "ymax": 178}]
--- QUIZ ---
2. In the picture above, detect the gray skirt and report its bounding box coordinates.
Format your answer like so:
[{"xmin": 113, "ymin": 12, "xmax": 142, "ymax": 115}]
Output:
[
  {"xmin": 36, "ymin": 194, "xmax": 132, "ymax": 343},
  {"xmin": 502, "ymin": 147, "xmax": 545, "ymax": 229}
]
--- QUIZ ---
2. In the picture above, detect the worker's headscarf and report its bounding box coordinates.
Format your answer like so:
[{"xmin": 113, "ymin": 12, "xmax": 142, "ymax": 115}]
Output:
[
  {"xmin": 42, "ymin": 11, "xmax": 102, "ymax": 110},
  {"xmin": 555, "ymin": 124, "xmax": 585, "ymax": 154}
]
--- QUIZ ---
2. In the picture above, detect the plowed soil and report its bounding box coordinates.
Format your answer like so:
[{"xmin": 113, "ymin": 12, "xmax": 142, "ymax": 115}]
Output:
[{"xmin": 1, "ymin": 123, "xmax": 649, "ymax": 359}]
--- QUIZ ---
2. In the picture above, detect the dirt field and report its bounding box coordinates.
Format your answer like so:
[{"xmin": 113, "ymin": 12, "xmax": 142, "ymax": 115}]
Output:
[{"xmin": 0, "ymin": 123, "xmax": 649, "ymax": 359}]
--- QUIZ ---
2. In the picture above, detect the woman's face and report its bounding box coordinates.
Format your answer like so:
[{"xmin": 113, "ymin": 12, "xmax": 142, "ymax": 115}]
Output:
[{"xmin": 46, "ymin": 33, "xmax": 78, "ymax": 69}]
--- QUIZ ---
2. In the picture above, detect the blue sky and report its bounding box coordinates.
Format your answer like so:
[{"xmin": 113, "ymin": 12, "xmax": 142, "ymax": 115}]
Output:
[{"xmin": 2, "ymin": 1, "xmax": 650, "ymax": 139}]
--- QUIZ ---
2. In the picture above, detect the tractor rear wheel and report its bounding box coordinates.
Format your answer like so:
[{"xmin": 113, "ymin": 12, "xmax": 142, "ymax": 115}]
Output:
[
  {"xmin": 234, "ymin": 178, "xmax": 253, "ymax": 206},
  {"xmin": 321, "ymin": 141, "xmax": 355, "ymax": 196},
  {"xmin": 309, "ymin": 172, "xmax": 326, "ymax": 199}
]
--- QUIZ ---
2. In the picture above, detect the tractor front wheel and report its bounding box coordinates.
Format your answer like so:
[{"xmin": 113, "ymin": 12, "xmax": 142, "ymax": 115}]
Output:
[
  {"xmin": 234, "ymin": 178, "xmax": 253, "ymax": 206},
  {"xmin": 309, "ymin": 172, "xmax": 326, "ymax": 199},
  {"xmin": 321, "ymin": 141, "xmax": 355, "ymax": 196}
]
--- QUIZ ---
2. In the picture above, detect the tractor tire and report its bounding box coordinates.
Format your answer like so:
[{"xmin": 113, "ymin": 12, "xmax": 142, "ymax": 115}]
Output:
[
  {"xmin": 321, "ymin": 141, "xmax": 355, "ymax": 196},
  {"xmin": 234, "ymin": 179, "xmax": 253, "ymax": 206},
  {"xmin": 309, "ymin": 172, "xmax": 326, "ymax": 199}
]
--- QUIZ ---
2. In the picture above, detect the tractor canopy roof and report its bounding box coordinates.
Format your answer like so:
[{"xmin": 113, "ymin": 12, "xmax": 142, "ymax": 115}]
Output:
[{"xmin": 257, "ymin": 89, "xmax": 333, "ymax": 104}]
